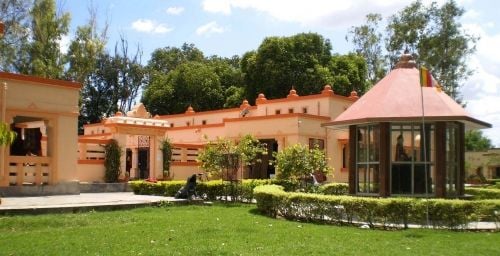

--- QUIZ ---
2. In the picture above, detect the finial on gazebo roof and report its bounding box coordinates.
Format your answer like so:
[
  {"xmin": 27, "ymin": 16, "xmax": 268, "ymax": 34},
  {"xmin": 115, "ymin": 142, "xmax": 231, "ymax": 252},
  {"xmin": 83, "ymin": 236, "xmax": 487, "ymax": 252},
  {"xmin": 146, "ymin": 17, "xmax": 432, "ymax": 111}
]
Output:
[{"xmin": 394, "ymin": 50, "xmax": 417, "ymax": 69}]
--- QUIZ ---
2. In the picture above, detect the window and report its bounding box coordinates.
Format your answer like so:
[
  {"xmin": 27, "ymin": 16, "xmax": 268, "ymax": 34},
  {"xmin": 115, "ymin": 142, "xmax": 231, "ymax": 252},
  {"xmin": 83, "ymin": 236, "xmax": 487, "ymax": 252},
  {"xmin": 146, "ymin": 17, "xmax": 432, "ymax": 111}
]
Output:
[
  {"xmin": 356, "ymin": 125, "xmax": 380, "ymax": 194},
  {"xmin": 302, "ymin": 107, "xmax": 308, "ymax": 114},
  {"xmin": 186, "ymin": 121, "xmax": 190, "ymax": 126},
  {"xmin": 288, "ymin": 108, "xmax": 294, "ymax": 114},
  {"xmin": 275, "ymin": 109, "xmax": 281, "ymax": 115},
  {"xmin": 10, "ymin": 116, "xmax": 47, "ymax": 157},
  {"xmin": 170, "ymin": 123, "xmax": 174, "ymax": 128},
  {"xmin": 202, "ymin": 120, "xmax": 207, "ymax": 125},
  {"xmin": 390, "ymin": 124, "xmax": 434, "ymax": 195},
  {"xmin": 309, "ymin": 138, "xmax": 325, "ymax": 150}
]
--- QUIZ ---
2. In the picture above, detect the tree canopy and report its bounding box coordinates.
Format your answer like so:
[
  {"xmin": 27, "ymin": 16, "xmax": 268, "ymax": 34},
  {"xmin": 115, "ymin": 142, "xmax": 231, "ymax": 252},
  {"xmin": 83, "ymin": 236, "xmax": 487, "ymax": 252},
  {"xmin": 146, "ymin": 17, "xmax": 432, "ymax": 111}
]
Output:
[{"xmin": 465, "ymin": 130, "xmax": 492, "ymax": 152}]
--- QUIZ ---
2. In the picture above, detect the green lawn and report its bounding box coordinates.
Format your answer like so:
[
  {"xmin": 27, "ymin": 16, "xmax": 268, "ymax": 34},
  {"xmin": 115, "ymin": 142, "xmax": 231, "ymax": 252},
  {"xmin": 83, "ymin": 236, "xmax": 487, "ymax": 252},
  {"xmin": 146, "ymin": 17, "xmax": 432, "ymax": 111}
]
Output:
[{"xmin": 0, "ymin": 204, "xmax": 498, "ymax": 255}]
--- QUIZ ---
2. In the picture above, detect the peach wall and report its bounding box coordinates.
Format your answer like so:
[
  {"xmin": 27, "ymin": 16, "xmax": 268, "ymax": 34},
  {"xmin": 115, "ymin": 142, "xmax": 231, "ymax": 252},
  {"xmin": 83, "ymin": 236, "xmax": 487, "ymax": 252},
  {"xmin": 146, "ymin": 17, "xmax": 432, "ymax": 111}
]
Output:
[
  {"xmin": 0, "ymin": 73, "xmax": 80, "ymax": 186},
  {"xmin": 77, "ymin": 162, "xmax": 105, "ymax": 182}
]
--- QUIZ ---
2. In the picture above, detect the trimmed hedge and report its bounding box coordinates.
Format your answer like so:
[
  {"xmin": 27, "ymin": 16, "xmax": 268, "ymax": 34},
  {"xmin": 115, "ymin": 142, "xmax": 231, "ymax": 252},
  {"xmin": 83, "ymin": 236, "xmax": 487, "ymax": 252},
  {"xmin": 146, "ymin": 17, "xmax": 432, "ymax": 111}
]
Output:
[
  {"xmin": 318, "ymin": 183, "xmax": 349, "ymax": 195},
  {"xmin": 130, "ymin": 179, "xmax": 272, "ymax": 202},
  {"xmin": 254, "ymin": 185, "xmax": 500, "ymax": 230},
  {"xmin": 465, "ymin": 187, "xmax": 500, "ymax": 199}
]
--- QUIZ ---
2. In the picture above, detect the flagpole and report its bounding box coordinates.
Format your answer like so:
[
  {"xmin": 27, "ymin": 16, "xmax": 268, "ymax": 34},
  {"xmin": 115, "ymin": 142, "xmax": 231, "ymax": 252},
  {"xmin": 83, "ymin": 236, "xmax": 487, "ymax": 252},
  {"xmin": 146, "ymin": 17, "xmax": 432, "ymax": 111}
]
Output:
[{"xmin": 419, "ymin": 67, "xmax": 430, "ymax": 228}]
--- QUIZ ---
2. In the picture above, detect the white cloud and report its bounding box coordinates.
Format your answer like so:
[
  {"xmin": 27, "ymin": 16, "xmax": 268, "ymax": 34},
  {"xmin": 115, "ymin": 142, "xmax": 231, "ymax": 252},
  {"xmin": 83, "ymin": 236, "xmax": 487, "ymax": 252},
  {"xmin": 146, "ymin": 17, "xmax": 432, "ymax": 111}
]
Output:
[
  {"xmin": 462, "ymin": 23, "xmax": 500, "ymax": 147},
  {"xmin": 201, "ymin": 0, "xmax": 410, "ymax": 28},
  {"xmin": 131, "ymin": 19, "xmax": 173, "ymax": 34},
  {"xmin": 166, "ymin": 6, "xmax": 184, "ymax": 15},
  {"xmin": 196, "ymin": 21, "xmax": 225, "ymax": 36}
]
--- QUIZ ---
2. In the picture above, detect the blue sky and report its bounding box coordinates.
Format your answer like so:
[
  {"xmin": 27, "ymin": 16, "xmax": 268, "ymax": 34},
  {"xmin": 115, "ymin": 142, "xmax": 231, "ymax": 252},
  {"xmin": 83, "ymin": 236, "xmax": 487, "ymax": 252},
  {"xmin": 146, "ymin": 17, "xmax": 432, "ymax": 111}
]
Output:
[{"xmin": 58, "ymin": 0, "xmax": 500, "ymax": 146}]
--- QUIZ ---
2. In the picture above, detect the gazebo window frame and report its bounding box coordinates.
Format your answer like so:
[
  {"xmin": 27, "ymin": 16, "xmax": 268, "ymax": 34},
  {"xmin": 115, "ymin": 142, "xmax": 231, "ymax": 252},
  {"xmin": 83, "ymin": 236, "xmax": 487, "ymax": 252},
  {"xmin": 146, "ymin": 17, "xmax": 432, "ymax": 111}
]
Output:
[
  {"xmin": 390, "ymin": 123, "xmax": 435, "ymax": 196},
  {"xmin": 355, "ymin": 124, "xmax": 380, "ymax": 194}
]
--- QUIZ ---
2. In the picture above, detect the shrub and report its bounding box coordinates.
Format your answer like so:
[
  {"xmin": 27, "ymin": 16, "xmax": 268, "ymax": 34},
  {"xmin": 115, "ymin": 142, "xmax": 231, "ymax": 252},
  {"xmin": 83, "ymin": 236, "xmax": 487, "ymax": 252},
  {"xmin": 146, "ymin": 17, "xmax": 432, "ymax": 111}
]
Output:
[
  {"xmin": 160, "ymin": 139, "xmax": 173, "ymax": 178},
  {"xmin": 129, "ymin": 179, "xmax": 272, "ymax": 202},
  {"xmin": 104, "ymin": 139, "xmax": 122, "ymax": 182},
  {"xmin": 253, "ymin": 185, "xmax": 500, "ymax": 230},
  {"xmin": 318, "ymin": 183, "xmax": 349, "ymax": 195},
  {"xmin": 274, "ymin": 144, "xmax": 331, "ymax": 183},
  {"xmin": 465, "ymin": 187, "xmax": 500, "ymax": 199}
]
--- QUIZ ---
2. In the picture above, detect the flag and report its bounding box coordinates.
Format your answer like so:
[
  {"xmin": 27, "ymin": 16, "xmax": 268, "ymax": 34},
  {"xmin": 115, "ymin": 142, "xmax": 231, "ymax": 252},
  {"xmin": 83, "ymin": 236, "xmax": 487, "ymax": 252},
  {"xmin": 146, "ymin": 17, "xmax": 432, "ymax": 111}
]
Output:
[{"xmin": 419, "ymin": 66, "xmax": 434, "ymax": 87}]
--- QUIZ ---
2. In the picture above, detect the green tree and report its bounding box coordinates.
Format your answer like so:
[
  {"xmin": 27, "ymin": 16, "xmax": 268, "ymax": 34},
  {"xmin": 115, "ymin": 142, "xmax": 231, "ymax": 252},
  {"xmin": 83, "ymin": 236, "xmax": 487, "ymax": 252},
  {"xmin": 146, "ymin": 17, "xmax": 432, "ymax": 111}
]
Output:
[
  {"xmin": 20, "ymin": 0, "xmax": 70, "ymax": 78},
  {"xmin": 274, "ymin": 144, "xmax": 331, "ymax": 182},
  {"xmin": 197, "ymin": 135, "xmax": 266, "ymax": 178},
  {"xmin": 465, "ymin": 130, "xmax": 492, "ymax": 151},
  {"xmin": 347, "ymin": 13, "xmax": 386, "ymax": 85},
  {"xmin": 241, "ymin": 33, "xmax": 334, "ymax": 102},
  {"xmin": 386, "ymin": 0, "xmax": 476, "ymax": 102},
  {"xmin": 147, "ymin": 43, "xmax": 204, "ymax": 74},
  {"xmin": 330, "ymin": 53, "xmax": 369, "ymax": 96},
  {"xmin": 160, "ymin": 138, "xmax": 173, "ymax": 178},
  {"xmin": 0, "ymin": 123, "xmax": 16, "ymax": 145},
  {"xmin": 104, "ymin": 139, "xmax": 122, "ymax": 182},
  {"xmin": 142, "ymin": 61, "xmax": 224, "ymax": 115},
  {"xmin": 0, "ymin": 0, "xmax": 31, "ymax": 72}
]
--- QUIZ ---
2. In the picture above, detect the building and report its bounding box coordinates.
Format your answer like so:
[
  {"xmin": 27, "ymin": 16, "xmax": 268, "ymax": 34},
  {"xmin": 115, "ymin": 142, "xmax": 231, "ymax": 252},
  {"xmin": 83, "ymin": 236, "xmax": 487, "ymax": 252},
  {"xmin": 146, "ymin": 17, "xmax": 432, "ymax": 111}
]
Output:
[
  {"xmin": 465, "ymin": 148, "xmax": 500, "ymax": 181},
  {"xmin": 80, "ymin": 86, "xmax": 358, "ymax": 181},
  {"xmin": 0, "ymin": 72, "xmax": 81, "ymax": 196},
  {"xmin": 322, "ymin": 54, "xmax": 491, "ymax": 198}
]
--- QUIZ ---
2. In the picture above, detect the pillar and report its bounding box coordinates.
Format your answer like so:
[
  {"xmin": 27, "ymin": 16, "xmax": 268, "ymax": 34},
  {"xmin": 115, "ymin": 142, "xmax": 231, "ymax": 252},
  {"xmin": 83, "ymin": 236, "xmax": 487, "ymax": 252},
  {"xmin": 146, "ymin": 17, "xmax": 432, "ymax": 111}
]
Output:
[
  {"xmin": 131, "ymin": 148, "xmax": 138, "ymax": 179},
  {"xmin": 348, "ymin": 125, "xmax": 356, "ymax": 195},
  {"xmin": 435, "ymin": 122, "xmax": 446, "ymax": 197},
  {"xmin": 379, "ymin": 122, "xmax": 391, "ymax": 197}
]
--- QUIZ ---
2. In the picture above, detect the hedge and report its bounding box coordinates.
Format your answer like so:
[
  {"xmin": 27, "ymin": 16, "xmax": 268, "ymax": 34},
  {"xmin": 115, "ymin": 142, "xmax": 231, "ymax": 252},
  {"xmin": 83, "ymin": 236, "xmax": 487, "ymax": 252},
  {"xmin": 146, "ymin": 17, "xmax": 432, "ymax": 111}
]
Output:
[
  {"xmin": 254, "ymin": 185, "xmax": 500, "ymax": 230},
  {"xmin": 318, "ymin": 183, "xmax": 349, "ymax": 195},
  {"xmin": 130, "ymin": 179, "xmax": 273, "ymax": 202},
  {"xmin": 465, "ymin": 187, "xmax": 500, "ymax": 199}
]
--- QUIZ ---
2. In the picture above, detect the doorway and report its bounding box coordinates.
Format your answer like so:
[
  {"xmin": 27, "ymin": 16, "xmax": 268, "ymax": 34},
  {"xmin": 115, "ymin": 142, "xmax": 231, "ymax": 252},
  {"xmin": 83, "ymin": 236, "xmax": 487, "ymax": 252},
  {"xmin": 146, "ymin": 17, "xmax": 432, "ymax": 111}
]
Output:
[
  {"xmin": 248, "ymin": 139, "xmax": 278, "ymax": 179},
  {"xmin": 138, "ymin": 149, "xmax": 149, "ymax": 179}
]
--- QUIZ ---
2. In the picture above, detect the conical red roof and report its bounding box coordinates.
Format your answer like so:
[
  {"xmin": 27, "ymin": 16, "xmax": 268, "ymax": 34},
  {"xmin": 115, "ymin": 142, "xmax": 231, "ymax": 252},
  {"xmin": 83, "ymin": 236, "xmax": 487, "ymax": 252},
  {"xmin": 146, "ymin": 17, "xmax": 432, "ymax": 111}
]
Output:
[{"xmin": 323, "ymin": 60, "xmax": 491, "ymax": 129}]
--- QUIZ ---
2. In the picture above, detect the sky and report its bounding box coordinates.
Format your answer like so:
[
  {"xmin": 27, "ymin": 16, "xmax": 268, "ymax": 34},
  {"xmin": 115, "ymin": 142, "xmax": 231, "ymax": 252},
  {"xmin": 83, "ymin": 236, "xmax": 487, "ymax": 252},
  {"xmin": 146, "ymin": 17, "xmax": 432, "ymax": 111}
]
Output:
[{"xmin": 58, "ymin": 0, "xmax": 500, "ymax": 147}]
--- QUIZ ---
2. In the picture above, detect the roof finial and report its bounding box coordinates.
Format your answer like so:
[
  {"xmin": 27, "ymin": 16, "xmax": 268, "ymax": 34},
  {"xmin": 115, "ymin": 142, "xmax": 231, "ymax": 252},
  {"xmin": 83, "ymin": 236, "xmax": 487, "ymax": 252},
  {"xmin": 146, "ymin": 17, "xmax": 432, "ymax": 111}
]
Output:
[{"xmin": 394, "ymin": 49, "xmax": 416, "ymax": 69}]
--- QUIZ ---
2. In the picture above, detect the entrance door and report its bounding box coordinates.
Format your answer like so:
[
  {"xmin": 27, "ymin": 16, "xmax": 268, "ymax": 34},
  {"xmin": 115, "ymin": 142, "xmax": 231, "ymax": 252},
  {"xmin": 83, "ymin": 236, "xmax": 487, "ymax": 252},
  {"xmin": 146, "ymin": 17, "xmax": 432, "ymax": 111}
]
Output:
[
  {"xmin": 138, "ymin": 149, "xmax": 149, "ymax": 179},
  {"xmin": 249, "ymin": 139, "xmax": 278, "ymax": 179},
  {"xmin": 496, "ymin": 167, "xmax": 500, "ymax": 179}
]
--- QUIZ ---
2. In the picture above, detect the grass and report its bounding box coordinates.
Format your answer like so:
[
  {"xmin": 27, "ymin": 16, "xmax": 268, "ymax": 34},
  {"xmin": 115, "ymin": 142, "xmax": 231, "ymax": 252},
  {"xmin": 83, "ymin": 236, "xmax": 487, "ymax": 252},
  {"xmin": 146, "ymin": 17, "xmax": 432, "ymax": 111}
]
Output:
[{"xmin": 0, "ymin": 204, "xmax": 498, "ymax": 255}]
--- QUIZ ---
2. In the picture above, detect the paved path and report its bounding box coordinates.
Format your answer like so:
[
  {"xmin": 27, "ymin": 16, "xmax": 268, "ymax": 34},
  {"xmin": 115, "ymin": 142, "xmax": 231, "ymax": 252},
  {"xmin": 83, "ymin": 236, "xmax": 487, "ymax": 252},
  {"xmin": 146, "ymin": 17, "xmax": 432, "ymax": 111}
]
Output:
[{"xmin": 0, "ymin": 192, "xmax": 186, "ymax": 214}]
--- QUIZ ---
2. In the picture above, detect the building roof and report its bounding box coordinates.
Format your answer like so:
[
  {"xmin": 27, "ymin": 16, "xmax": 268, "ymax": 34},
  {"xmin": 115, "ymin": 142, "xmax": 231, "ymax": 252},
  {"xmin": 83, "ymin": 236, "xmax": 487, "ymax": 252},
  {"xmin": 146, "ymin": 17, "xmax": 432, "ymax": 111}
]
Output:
[
  {"xmin": 322, "ymin": 56, "xmax": 491, "ymax": 129},
  {"xmin": 0, "ymin": 71, "xmax": 81, "ymax": 90}
]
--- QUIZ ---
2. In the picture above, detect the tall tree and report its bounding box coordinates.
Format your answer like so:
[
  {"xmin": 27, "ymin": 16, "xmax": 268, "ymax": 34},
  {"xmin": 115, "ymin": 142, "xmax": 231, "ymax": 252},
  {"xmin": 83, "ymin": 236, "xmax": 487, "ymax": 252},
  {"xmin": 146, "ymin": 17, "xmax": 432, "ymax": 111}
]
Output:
[
  {"xmin": 20, "ymin": 0, "xmax": 70, "ymax": 78},
  {"xmin": 465, "ymin": 130, "xmax": 492, "ymax": 152},
  {"xmin": 66, "ymin": 5, "xmax": 108, "ymax": 132},
  {"xmin": 142, "ymin": 61, "xmax": 224, "ymax": 115},
  {"xmin": 0, "ymin": 0, "xmax": 31, "ymax": 72},
  {"xmin": 329, "ymin": 53, "xmax": 369, "ymax": 96},
  {"xmin": 386, "ymin": 0, "xmax": 476, "ymax": 102},
  {"xmin": 241, "ymin": 33, "xmax": 334, "ymax": 102},
  {"xmin": 347, "ymin": 13, "xmax": 386, "ymax": 85},
  {"xmin": 147, "ymin": 43, "xmax": 204, "ymax": 74}
]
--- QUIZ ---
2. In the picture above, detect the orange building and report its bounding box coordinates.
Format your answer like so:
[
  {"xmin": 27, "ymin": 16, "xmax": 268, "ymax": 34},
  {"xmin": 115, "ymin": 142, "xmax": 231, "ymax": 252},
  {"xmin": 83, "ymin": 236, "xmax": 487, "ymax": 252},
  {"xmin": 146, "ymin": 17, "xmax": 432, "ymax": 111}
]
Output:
[{"xmin": 79, "ymin": 86, "xmax": 358, "ymax": 182}]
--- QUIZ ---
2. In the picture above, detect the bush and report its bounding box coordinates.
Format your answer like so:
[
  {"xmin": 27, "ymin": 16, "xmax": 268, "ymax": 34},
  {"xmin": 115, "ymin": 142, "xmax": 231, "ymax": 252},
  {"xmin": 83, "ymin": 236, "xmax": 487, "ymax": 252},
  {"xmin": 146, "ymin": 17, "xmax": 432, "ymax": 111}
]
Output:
[
  {"xmin": 129, "ymin": 179, "xmax": 272, "ymax": 202},
  {"xmin": 465, "ymin": 187, "xmax": 500, "ymax": 199},
  {"xmin": 318, "ymin": 183, "xmax": 349, "ymax": 195},
  {"xmin": 254, "ymin": 185, "xmax": 500, "ymax": 230},
  {"xmin": 104, "ymin": 139, "xmax": 122, "ymax": 182}
]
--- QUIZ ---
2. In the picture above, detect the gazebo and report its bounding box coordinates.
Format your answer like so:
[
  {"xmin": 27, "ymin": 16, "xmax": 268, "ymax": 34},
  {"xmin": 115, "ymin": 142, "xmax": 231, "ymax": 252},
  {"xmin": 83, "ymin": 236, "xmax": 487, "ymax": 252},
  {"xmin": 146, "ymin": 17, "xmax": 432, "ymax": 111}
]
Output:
[{"xmin": 322, "ymin": 54, "xmax": 491, "ymax": 198}]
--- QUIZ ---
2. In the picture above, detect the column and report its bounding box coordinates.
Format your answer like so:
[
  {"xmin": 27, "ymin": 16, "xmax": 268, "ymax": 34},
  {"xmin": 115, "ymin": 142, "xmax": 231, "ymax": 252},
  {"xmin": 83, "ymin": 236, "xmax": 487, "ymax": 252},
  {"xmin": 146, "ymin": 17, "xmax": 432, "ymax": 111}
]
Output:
[
  {"xmin": 348, "ymin": 125, "xmax": 357, "ymax": 195},
  {"xmin": 379, "ymin": 122, "xmax": 391, "ymax": 197},
  {"xmin": 131, "ymin": 148, "xmax": 138, "ymax": 179},
  {"xmin": 435, "ymin": 122, "xmax": 446, "ymax": 198}
]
